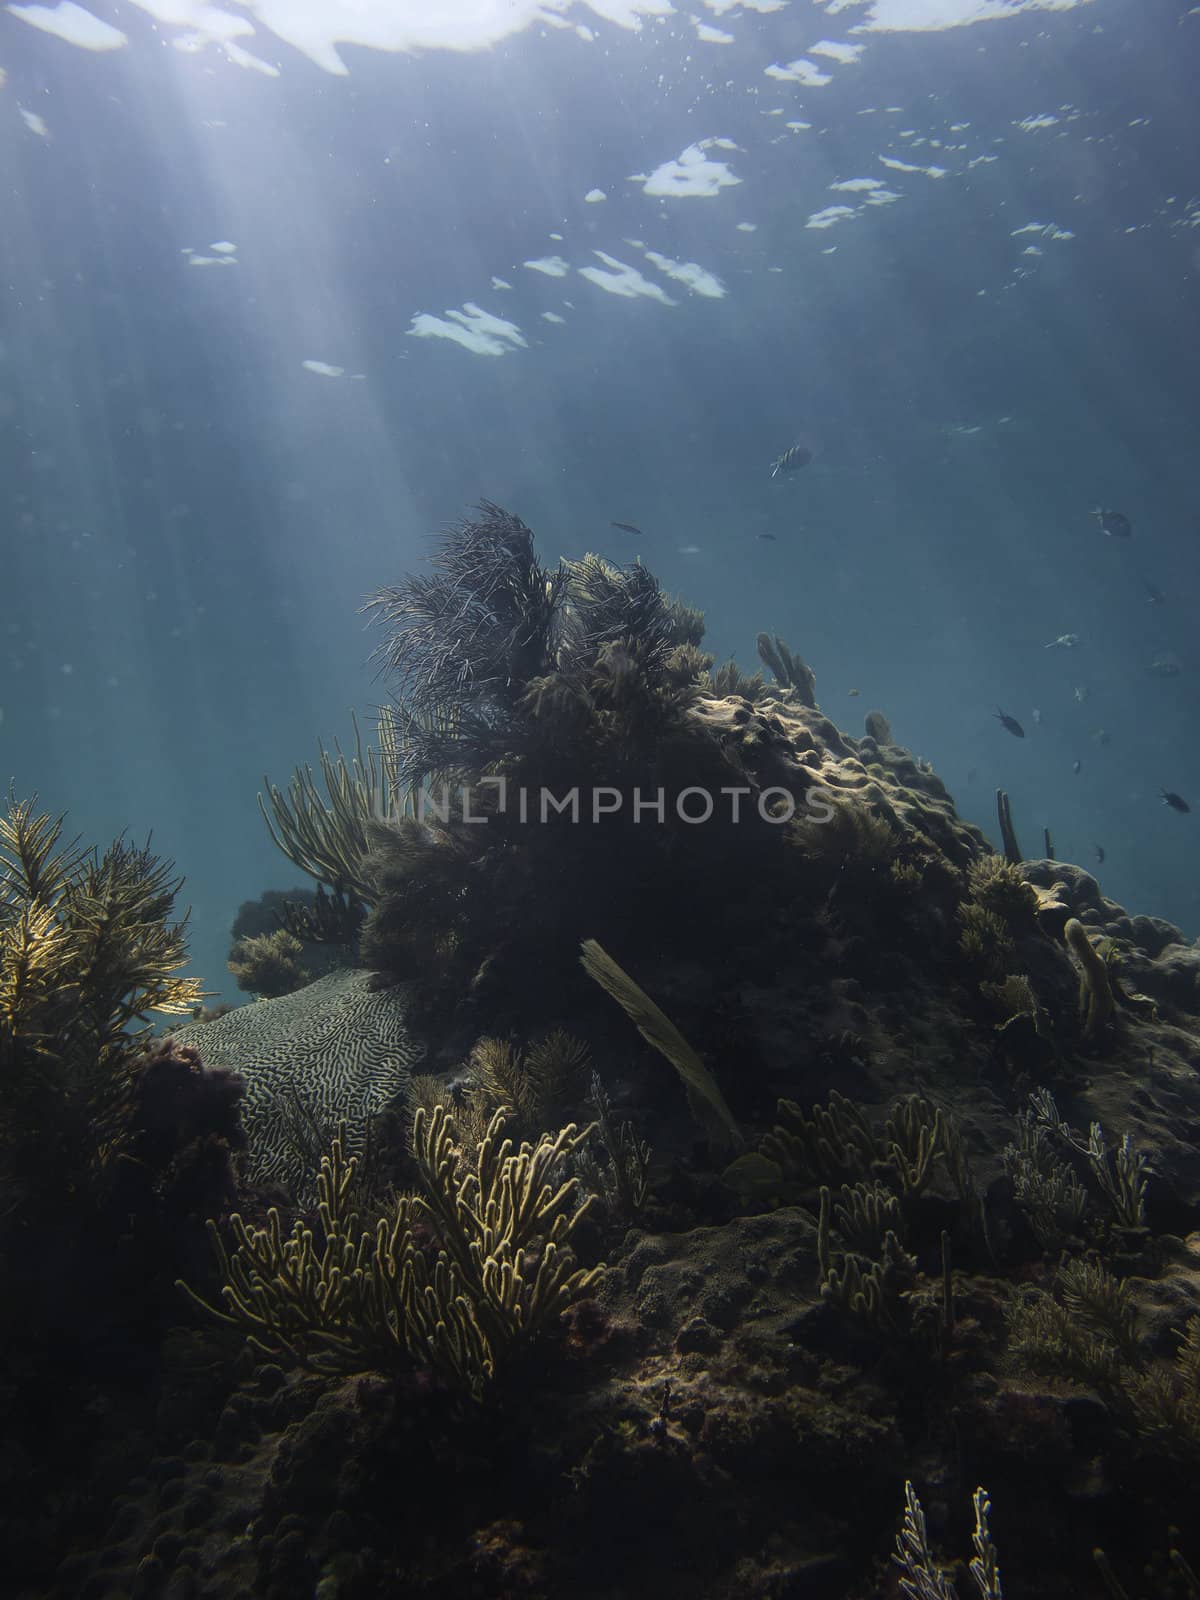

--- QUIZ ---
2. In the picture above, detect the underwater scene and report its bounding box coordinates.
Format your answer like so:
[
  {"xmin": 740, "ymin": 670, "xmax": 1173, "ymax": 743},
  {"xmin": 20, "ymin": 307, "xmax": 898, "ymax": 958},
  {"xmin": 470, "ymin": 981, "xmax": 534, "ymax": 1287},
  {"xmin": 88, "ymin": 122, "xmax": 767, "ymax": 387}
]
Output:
[{"xmin": 2, "ymin": 0, "xmax": 1200, "ymax": 1595}]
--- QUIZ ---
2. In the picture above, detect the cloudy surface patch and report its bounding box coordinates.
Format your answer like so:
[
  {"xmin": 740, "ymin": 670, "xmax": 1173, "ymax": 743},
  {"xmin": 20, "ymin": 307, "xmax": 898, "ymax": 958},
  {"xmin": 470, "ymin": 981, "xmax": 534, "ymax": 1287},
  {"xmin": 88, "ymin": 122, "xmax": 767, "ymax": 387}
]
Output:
[
  {"xmin": 693, "ymin": 19, "xmax": 734, "ymax": 41},
  {"xmin": 407, "ymin": 303, "xmax": 528, "ymax": 356},
  {"xmin": 806, "ymin": 204, "xmax": 859, "ymax": 229},
  {"xmin": 765, "ymin": 58, "xmax": 833, "ymax": 85},
  {"xmin": 643, "ymin": 250, "xmax": 727, "ymax": 298},
  {"xmin": 809, "ymin": 38, "xmax": 864, "ymax": 61},
  {"xmin": 631, "ymin": 138, "xmax": 742, "ymax": 199},
  {"xmin": 702, "ymin": 0, "xmax": 786, "ymax": 11},
  {"xmin": 8, "ymin": 1, "xmax": 126, "ymax": 49},
  {"xmin": 880, "ymin": 153, "xmax": 948, "ymax": 178},
  {"xmin": 584, "ymin": 188, "xmax": 607, "ymax": 203},
  {"xmin": 856, "ymin": 0, "xmax": 1093, "ymax": 31},
  {"xmin": 1015, "ymin": 112, "xmax": 1061, "ymax": 132},
  {"xmin": 524, "ymin": 255, "xmax": 570, "ymax": 277},
  {"xmin": 184, "ymin": 241, "xmax": 239, "ymax": 267},
  {"xmin": 578, "ymin": 251, "xmax": 676, "ymax": 304},
  {"xmin": 120, "ymin": 0, "xmax": 683, "ymax": 76},
  {"xmin": 1012, "ymin": 221, "xmax": 1074, "ymax": 240},
  {"xmin": 301, "ymin": 360, "xmax": 344, "ymax": 377}
]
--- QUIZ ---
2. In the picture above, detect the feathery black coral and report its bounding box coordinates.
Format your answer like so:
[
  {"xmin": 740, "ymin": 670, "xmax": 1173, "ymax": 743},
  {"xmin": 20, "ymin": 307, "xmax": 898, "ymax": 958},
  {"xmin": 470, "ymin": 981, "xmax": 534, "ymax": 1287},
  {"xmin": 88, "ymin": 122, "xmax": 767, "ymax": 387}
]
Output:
[{"xmin": 364, "ymin": 502, "xmax": 565, "ymax": 770}]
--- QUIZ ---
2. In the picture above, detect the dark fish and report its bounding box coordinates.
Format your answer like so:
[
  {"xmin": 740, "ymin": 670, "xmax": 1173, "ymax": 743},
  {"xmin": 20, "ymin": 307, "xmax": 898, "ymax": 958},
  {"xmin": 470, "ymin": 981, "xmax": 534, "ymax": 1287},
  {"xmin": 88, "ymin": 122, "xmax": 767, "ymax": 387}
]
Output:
[
  {"xmin": 757, "ymin": 532, "xmax": 778, "ymax": 542},
  {"xmin": 770, "ymin": 443, "xmax": 812, "ymax": 479},
  {"xmin": 1161, "ymin": 788, "xmax": 1191, "ymax": 813},
  {"xmin": 1094, "ymin": 843, "xmax": 1105, "ymax": 864},
  {"xmin": 1092, "ymin": 507, "xmax": 1132, "ymax": 538},
  {"xmin": 610, "ymin": 521, "xmax": 644, "ymax": 536},
  {"xmin": 994, "ymin": 707, "xmax": 1025, "ymax": 738}
]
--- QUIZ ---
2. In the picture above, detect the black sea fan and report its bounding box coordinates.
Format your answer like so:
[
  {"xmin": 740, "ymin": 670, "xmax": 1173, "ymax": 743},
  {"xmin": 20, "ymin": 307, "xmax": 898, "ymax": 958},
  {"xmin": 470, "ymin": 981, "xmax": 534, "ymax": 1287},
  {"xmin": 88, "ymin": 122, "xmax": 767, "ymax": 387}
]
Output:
[
  {"xmin": 365, "ymin": 502, "xmax": 565, "ymax": 736},
  {"xmin": 559, "ymin": 553, "xmax": 683, "ymax": 679}
]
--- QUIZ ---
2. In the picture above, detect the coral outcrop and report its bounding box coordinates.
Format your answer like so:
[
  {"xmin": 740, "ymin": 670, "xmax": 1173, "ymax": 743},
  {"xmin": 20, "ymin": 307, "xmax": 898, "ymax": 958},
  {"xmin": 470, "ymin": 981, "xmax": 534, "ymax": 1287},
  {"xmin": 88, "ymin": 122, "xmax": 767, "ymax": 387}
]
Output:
[{"xmin": 15, "ymin": 506, "xmax": 1200, "ymax": 1600}]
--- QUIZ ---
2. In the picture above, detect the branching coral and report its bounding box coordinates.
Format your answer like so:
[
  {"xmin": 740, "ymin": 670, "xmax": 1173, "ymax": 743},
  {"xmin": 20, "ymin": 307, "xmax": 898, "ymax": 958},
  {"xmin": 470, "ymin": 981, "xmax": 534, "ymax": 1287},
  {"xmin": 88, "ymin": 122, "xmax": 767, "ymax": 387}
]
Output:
[
  {"xmin": 258, "ymin": 711, "xmax": 406, "ymax": 904},
  {"xmin": 1002, "ymin": 1106, "xmax": 1088, "ymax": 1250},
  {"xmin": 183, "ymin": 1109, "xmax": 602, "ymax": 1395},
  {"xmin": 894, "ymin": 1481, "xmax": 1003, "ymax": 1600},
  {"xmin": 576, "ymin": 1070, "xmax": 651, "ymax": 1220},
  {"xmin": 1128, "ymin": 1316, "xmax": 1200, "ymax": 1462},
  {"xmin": 957, "ymin": 903, "xmax": 1016, "ymax": 978},
  {"xmin": 710, "ymin": 658, "xmax": 768, "ymax": 703},
  {"xmin": 884, "ymin": 1094, "xmax": 948, "ymax": 1197},
  {"xmin": 831, "ymin": 1179, "xmax": 905, "ymax": 1258},
  {"xmin": 464, "ymin": 1029, "xmax": 590, "ymax": 1135},
  {"xmin": 1019, "ymin": 1088, "xmax": 1148, "ymax": 1232},
  {"xmin": 364, "ymin": 502, "xmax": 566, "ymax": 781},
  {"xmin": 817, "ymin": 1186, "xmax": 917, "ymax": 1336},
  {"xmin": 967, "ymin": 855, "xmax": 1036, "ymax": 929},
  {"xmin": 788, "ymin": 796, "xmax": 901, "ymax": 878},
  {"xmin": 356, "ymin": 808, "xmax": 495, "ymax": 985},
  {"xmin": 758, "ymin": 1090, "xmax": 880, "ymax": 1189},
  {"xmin": 1, "ymin": 795, "xmax": 205, "ymax": 1216},
  {"xmin": 227, "ymin": 929, "xmax": 307, "ymax": 998},
  {"xmin": 756, "ymin": 632, "xmax": 817, "ymax": 708}
]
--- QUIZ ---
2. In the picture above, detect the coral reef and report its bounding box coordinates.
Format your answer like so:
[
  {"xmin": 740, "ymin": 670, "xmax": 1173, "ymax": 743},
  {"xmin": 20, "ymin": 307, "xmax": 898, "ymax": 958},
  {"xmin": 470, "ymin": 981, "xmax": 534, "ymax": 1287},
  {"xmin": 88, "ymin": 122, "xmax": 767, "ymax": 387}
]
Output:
[{"xmin": 17, "ymin": 506, "xmax": 1200, "ymax": 1600}]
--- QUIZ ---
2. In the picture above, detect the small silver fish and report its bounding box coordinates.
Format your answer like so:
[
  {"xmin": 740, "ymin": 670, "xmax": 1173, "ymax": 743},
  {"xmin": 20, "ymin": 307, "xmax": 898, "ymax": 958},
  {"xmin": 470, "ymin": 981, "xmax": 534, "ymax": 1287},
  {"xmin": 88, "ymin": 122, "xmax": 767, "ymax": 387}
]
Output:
[
  {"xmin": 770, "ymin": 443, "xmax": 813, "ymax": 479},
  {"xmin": 1044, "ymin": 633, "xmax": 1079, "ymax": 650},
  {"xmin": 1032, "ymin": 708, "xmax": 1043, "ymax": 725},
  {"xmin": 1074, "ymin": 685, "xmax": 1089, "ymax": 703}
]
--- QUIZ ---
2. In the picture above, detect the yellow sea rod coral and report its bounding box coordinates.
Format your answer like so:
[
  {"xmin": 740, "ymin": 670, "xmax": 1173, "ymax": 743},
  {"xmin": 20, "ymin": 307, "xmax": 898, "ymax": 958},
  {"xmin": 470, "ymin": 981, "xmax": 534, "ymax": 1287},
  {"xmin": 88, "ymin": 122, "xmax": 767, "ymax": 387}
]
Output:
[{"xmin": 182, "ymin": 1109, "xmax": 602, "ymax": 1395}]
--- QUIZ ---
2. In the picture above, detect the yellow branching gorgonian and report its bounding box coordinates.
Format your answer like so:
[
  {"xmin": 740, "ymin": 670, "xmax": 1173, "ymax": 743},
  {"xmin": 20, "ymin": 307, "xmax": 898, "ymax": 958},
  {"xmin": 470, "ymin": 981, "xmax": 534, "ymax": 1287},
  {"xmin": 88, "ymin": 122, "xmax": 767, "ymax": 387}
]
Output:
[
  {"xmin": 182, "ymin": 1107, "xmax": 602, "ymax": 1396},
  {"xmin": 1, "ymin": 794, "xmax": 205, "ymax": 1211}
]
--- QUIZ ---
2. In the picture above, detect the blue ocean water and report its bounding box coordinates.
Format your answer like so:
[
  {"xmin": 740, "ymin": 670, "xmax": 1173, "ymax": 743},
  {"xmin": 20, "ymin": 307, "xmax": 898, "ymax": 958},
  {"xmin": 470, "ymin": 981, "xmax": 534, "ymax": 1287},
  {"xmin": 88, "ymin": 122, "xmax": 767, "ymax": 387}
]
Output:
[{"xmin": 1, "ymin": 0, "xmax": 1197, "ymax": 1002}]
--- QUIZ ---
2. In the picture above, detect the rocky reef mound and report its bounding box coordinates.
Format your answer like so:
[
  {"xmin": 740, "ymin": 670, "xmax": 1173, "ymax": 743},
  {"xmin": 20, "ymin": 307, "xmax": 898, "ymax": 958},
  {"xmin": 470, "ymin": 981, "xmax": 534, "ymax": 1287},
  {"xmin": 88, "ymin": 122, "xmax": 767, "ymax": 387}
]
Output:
[{"xmin": 7, "ymin": 505, "xmax": 1200, "ymax": 1600}]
